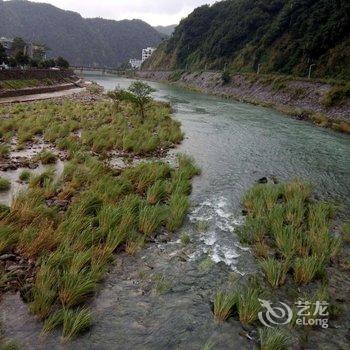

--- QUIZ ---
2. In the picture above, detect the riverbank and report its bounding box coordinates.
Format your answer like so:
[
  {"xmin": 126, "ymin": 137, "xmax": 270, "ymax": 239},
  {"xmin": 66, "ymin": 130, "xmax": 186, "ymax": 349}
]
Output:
[
  {"xmin": 0, "ymin": 69, "xmax": 82, "ymax": 100},
  {"xmin": 136, "ymin": 71, "xmax": 350, "ymax": 134}
]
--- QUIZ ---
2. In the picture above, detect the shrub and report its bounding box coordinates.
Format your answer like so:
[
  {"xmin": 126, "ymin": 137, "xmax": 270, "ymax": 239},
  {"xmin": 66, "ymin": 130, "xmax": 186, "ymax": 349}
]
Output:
[
  {"xmin": 0, "ymin": 177, "xmax": 10, "ymax": 191},
  {"xmin": 221, "ymin": 70, "xmax": 231, "ymax": 84}
]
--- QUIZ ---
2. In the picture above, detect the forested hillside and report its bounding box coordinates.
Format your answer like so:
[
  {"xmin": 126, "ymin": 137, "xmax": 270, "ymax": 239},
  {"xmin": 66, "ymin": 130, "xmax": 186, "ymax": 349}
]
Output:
[
  {"xmin": 0, "ymin": 0, "xmax": 162, "ymax": 67},
  {"xmin": 145, "ymin": 0, "xmax": 350, "ymax": 80}
]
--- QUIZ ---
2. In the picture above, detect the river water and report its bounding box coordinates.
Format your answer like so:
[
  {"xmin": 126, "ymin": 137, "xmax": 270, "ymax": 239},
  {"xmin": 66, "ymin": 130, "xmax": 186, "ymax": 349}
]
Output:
[{"xmin": 1, "ymin": 72, "xmax": 349, "ymax": 349}]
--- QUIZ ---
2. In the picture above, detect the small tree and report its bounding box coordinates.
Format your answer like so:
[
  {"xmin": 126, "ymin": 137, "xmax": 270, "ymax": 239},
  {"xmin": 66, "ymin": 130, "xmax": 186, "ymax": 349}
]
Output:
[
  {"xmin": 15, "ymin": 51, "xmax": 29, "ymax": 66},
  {"xmin": 0, "ymin": 44, "xmax": 7, "ymax": 64},
  {"xmin": 56, "ymin": 56, "xmax": 69, "ymax": 69},
  {"xmin": 109, "ymin": 81, "xmax": 156, "ymax": 122}
]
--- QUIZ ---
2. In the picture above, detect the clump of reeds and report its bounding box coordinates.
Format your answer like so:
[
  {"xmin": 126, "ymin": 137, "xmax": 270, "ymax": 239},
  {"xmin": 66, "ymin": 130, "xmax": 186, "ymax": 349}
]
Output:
[
  {"xmin": 213, "ymin": 291, "xmax": 238, "ymax": 322},
  {"xmin": 239, "ymin": 179, "xmax": 340, "ymax": 287},
  {"xmin": 259, "ymin": 327, "xmax": 292, "ymax": 350},
  {"xmin": 19, "ymin": 170, "xmax": 31, "ymax": 182},
  {"xmin": 37, "ymin": 149, "xmax": 57, "ymax": 164},
  {"xmin": 260, "ymin": 258, "xmax": 289, "ymax": 289}
]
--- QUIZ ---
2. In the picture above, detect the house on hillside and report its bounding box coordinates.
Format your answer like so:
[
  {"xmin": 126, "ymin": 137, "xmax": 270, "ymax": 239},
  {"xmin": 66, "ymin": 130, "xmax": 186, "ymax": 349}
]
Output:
[
  {"xmin": 129, "ymin": 58, "xmax": 142, "ymax": 69},
  {"xmin": 142, "ymin": 47, "xmax": 156, "ymax": 62}
]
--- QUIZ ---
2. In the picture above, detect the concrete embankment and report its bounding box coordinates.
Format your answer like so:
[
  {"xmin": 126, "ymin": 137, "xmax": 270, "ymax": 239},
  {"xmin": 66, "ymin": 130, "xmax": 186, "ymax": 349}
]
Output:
[
  {"xmin": 137, "ymin": 71, "xmax": 350, "ymax": 132},
  {"xmin": 0, "ymin": 68, "xmax": 81, "ymax": 100}
]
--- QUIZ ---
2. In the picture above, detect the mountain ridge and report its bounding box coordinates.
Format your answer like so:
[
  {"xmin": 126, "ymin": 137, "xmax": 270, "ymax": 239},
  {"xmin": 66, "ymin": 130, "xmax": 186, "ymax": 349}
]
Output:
[
  {"xmin": 145, "ymin": 0, "xmax": 350, "ymax": 80},
  {"xmin": 0, "ymin": 0, "xmax": 163, "ymax": 67}
]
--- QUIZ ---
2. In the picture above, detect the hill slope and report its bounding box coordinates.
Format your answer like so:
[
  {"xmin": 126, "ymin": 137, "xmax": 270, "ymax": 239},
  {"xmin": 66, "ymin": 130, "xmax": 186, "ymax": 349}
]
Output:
[
  {"xmin": 0, "ymin": 0, "xmax": 163, "ymax": 67},
  {"xmin": 145, "ymin": 0, "xmax": 350, "ymax": 80}
]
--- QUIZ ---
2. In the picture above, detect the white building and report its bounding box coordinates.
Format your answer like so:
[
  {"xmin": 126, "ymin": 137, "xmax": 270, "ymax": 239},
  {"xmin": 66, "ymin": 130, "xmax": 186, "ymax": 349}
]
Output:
[
  {"xmin": 142, "ymin": 47, "xmax": 156, "ymax": 62},
  {"xmin": 129, "ymin": 58, "xmax": 142, "ymax": 69}
]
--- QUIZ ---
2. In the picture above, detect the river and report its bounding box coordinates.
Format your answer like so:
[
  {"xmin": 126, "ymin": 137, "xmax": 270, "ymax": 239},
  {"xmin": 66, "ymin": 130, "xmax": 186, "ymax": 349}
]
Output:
[{"xmin": 1, "ymin": 72, "xmax": 349, "ymax": 349}]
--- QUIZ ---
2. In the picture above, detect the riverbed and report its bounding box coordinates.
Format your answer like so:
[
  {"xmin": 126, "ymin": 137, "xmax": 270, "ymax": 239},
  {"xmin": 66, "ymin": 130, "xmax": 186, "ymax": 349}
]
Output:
[{"xmin": 1, "ymin": 72, "xmax": 349, "ymax": 349}]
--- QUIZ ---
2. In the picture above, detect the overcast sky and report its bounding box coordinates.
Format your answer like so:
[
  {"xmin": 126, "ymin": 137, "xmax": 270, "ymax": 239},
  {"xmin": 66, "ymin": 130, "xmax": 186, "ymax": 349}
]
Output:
[{"xmin": 30, "ymin": 0, "xmax": 218, "ymax": 26}]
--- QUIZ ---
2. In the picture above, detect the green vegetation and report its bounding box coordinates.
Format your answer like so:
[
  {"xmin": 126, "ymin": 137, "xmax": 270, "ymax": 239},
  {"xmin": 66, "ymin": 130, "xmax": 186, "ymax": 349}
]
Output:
[
  {"xmin": 213, "ymin": 291, "xmax": 237, "ymax": 322},
  {"xmin": 180, "ymin": 232, "xmax": 190, "ymax": 245},
  {"xmin": 153, "ymin": 274, "xmax": 171, "ymax": 294},
  {"xmin": 322, "ymin": 82, "xmax": 350, "ymax": 107},
  {"xmin": 0, "ymin": 144, "xmax": 10, "ymax": 159},
  {"xmin": 146, "ymin": 0, "xmax": 350, "ymax": 80},
  {"xmin": 108, "ymin": 82, "xmax": 156, "ymax": 122},
  {"xmin": 213, "ymin": 179, "xmax": 344, "ymax": 347},
  {"xmin": 19, "ymin": 170, "xmax": 31, "ymax": 182},
  {"xmin": 37, "ymin": 150, "xmax": 57, "ymax": 164},
  {"xmin": 259, "ymin": 327, "xmax": 292, "ymax": 350},
  {"xmin": 0, "ymin": 178, "xmax": 10, "ymax": 191},
  {"xmin": 213, "ymin": 282, "xmax": 262, "ymax": 324},
  {"xmin": 238, "ymin": 179, "xmax": 339, "ymax": 285},
  {"xmin": 196, "ymin": 220, "xmax": 209, "ymax": 232},
  {"xmin": 0, "ymin": 95, "xmax": 183, "ymax": 156},
  {"xmin": 0, "ymin": 88, "xmax": 199, "ymax": 339},
  {"xmin": 0, "ymin": 79, "xmax": 41, "ymax": 90}
]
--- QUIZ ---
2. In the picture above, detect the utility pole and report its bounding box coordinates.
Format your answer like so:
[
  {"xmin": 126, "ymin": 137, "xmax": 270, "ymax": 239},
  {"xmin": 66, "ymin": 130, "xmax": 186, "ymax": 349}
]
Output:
[
  {"xmin": 308, "ymin": 64, "xmax": 315, "ymax": 79},
  {"xmin": 257, "ymin": 64, "xmax": 261, "ymax": 75}
]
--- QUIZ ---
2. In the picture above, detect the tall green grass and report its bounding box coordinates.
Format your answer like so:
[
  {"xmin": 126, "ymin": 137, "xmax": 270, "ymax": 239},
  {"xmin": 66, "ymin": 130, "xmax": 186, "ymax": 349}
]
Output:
[{"xmin": 238, "ymin": 179, "xmax": 340, "ymax": 287}]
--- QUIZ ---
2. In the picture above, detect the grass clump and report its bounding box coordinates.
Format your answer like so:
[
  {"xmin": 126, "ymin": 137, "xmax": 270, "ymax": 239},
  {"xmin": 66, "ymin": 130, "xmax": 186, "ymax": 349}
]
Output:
[
  {"xmin": 260, "ymin": 258, "xmax": 289, "ymax": 289},
  {"xmin": 0, "ymin": 177, "xmax": 10, "ymax": 191},
  {"xmin": 213, "ymin": 291, "xmax": 237, "ymax": 322},
  {"xmin": 259, "ymin": 327, "xmax": 292, "ymax": 350},
  {"xmin": 0, "ymin": 144, "xmax": 10, "ymax": 159},
  {"xmin": 196, "ymin": 220, "xmax": 209, "ymax": 232},
  {"xmin": 19, "ymin": 170, "xmax": 31, "ymax": 182},
  {"xmin": 180, "ymin": 232, "xmax": 191, "ymax": 245},
  {"xmin": 37, "ymin": 149, "xmax": 57, "ymax": 164},
  {"xmin": 237, "ymin": 285, "xmax": 262, "ymax": 325},
  {"xmin": 139, "ymin": 204, "xmax": 166, "ymax": 236},
  {"xmin": 238, "ymin": 179, "xmax": 340, "ymax": 286},
  {"xmin": 293, "ymin": 256, "xmax": 323, "ymax": 285},
  {"xmin": 166, "ymin": 194, "xmax": 189, "ymax": 232},
  {"xmin": 153, "ymin": 274, "xmax": 171, "ymax": 294},
  {"xmin": 322, "ymin": 82, "xmax": 350, "ymax": 107},
  {"xmin": 62, "ymin": 308, "xmax": 92, "ymax": 340}
]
